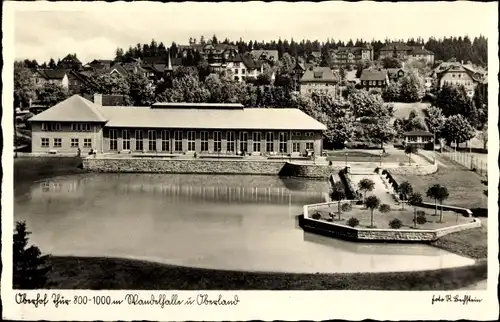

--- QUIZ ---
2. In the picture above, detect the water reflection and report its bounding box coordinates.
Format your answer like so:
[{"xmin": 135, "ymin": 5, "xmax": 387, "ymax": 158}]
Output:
[{"xmin": 14, "ymin": 173, "xmax": 475, "ymax": 274}]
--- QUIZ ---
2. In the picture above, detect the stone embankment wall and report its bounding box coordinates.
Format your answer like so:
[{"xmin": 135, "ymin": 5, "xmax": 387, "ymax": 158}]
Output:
[
  {"xmin": 83, "ymin": 157, "xmax": 340, "ymax": 179},
  {"xmin": 300, "ymin": 215, "xmax": 481, "ymax": 242}
]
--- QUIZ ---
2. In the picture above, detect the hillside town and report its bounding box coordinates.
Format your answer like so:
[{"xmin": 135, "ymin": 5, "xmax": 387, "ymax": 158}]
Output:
[
  {"xmin": 14, "ymin": 35, "xmax": 488, "ymax": 156},
  {"xmin": 12, "ymin": 30, "xmax": 490, "ymax": 296}
]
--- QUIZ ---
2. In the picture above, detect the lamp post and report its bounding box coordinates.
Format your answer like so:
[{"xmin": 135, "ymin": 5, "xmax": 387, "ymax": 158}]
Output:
[
  {"xmin": 433, "ymin": 131, "xmax": 436, "ymax": 165},
  {"xmin": 344, "ymin": 140, "xmax": 348, "ymax": 167}
]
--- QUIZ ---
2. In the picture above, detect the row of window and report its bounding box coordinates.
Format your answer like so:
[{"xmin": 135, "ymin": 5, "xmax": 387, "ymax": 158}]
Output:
[
  {"xmin": 109, "ymin": 129, "xmax": 313, "ymax": 153},
  {"xmin": 363, "ymin": 80, "xmax": 386, "ymax": 86},
  {"xmin": 41, "ymin": 138, "xmax": 92, "ymax": 148},
  {"xmin": 442, "ymin": 80, "xmax": 473, "ymax": 86},
  {"xmin": 41, "ymin": 123, "xmax": 93, "ymax": 132}
]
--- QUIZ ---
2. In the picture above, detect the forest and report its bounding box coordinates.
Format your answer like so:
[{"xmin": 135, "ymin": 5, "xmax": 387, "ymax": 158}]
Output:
[{"xmin": 21, "ymin": 35, "xmax": 488, "ymax": 69}]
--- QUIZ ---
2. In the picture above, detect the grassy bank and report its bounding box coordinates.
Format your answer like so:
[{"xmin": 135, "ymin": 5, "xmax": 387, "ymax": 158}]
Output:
[
  {"xmin": 39, "ymin": 256, "xmax": 486, "ymax": 290},
  {"xmin": 431, "ymin": 225, "xmax": 488, "ymax": 260},
  {"xmin": 391, "ymin": 154, "xmax": 488, "ymax": 260}
]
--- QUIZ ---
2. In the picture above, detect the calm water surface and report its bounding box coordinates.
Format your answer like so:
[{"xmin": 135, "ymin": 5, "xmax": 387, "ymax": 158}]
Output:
[{"xmin": 14, "ymin": 173, "xmax": 475, "ymax": 273}]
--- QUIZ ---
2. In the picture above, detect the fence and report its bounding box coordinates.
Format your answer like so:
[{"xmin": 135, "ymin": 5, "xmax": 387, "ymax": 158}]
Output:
[{"xmin": 441, "ymin": 146, "xmax": 488, "ymax": 178}]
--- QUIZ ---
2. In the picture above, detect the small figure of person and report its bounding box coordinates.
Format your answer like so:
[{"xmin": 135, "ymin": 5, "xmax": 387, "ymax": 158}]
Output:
[
  {"xmin": 89, "ymin": 148, "xmax": 94, "ymax": 156},
  {"xmin": 77, "ymin": 147, "xmax": 81, "ymax": 157}
]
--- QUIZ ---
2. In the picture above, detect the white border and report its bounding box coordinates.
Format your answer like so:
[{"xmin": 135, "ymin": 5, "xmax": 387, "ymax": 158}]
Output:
[{"xmin": 2, "ymin": 1, "xmax": 499, "ymax": 321}]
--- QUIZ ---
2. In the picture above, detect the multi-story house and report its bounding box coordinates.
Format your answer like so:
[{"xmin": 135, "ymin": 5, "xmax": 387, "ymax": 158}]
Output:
[
  {"xmin": 33, "ymin": 69, "xmax": 70, "ymax": 90},
  {"xmin": 435, "ymin": 63, "xmax": 482, "ymax": 98},
  {"xmin": 57, "ymin": 54, "xmax": 83, "ymax": 71},
  {"xmin": 379, "ymin": 43, "xmax": 434, "ymax": 65},
  {"xmin": 359, "ymin": 68, "xmax": 389, "ymax": 90},
  {"xmin": 299, "ymin": 67, "xmax": 340, "ymax": 97},
  {"xmin": 330, "ymin": 45, "xmax": 374, "ymax": 68},
  {"xmin": 292, "ymin": 61, "xmax": 307, "ymax": 92},
  {"xmin": 178, "ymin": 42, "xmax": 239, "ymax": 64},
  {"xmin": 66, "ymin": 70, "xmax": 98, "ymax": 94},
  {"xmin": 378, "ymin": 43, "xmax": 413, "ymax": 60},
  {"xmin": 83, "ymin": 59, "xmax": 113, "ymax": 72},
  {"xmin": 210, "ymin": 53, "xmax": 270, "ymax": 83},
  {"xmin": 407, "ymin": 46, "xmax": 435, "ymax": 65}
]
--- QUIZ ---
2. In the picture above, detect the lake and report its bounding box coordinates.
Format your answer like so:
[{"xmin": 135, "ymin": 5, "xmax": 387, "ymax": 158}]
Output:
[{"xmin": 14, "ymin": 173, "xmax": 475, "ymax": 273}]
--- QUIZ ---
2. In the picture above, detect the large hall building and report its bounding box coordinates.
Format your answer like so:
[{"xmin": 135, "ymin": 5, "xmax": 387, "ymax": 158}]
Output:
[{"xmin": 29, "ymin": 95, "xmax": 327, "ymax": 157}]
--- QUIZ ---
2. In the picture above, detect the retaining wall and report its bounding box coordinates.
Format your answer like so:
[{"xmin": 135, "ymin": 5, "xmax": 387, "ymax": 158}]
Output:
[
  {"xmin": 82, "ymin": 157, "xmax": 338, "ymax": 178},
  {"xmin": 300, "ymin": 215, "xmax": 481, "ymax": 242}
]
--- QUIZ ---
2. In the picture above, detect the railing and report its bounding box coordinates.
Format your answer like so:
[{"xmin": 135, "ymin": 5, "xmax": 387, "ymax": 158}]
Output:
[{"xmin": 440, "ymin": 146, "xmax": 488, "ymax": 178}]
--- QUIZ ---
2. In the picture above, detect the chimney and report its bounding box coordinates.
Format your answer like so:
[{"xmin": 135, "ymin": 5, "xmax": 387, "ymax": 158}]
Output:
[{"xmin": 94, "ymin": 93, "xmax": 102, "ymax": 106}]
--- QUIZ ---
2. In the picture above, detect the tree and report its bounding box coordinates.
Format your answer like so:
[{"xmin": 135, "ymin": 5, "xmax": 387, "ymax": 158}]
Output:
[
  {"xmin": 127, "ymin": 72, "xmax": 155, "ymax": 106},
  {"xmin": 426, "ymin": 184, "xmax": 449, "ymax": 222},
  {"xmin": 379, "ymin": 204, "xmax": 391, "ymax": 214},
  {"xmin": 399, "ymin": 70, "xmax": 424, "ymax": 103},
  {"xmin": 382, "ymin": 82, "xmax": 401, "ymax": 102},
  {"xmin": 382, "ymin": 57, "xmax": 403, "ymax": 68},
  {"xmin": 13, "ymin": 221, "xmax": 51, "ymax": 289},
  {"xmin": 435, "ymin": 83, "xmax": 475, "ymax": 119},
  {"xmin": 365, "ymin": 196, "xmax": 381, "ymax": 228},
  {"xmin": 14, "ymin": 68, "xmax": 36, "ymax": 108},
  {"xmin": 330, "ymin": 182, "xmax": 346, "ymax": 219},
  {"xmin": 357, "ymin": 178, "xmax": 375, "ymax": 203},
  {"xmin": 37, "ymin": 83, "xmax": 70, "ymax": 107},
  {"xmin": 355, "ymin": 59, "xmax": 373, "ymax": 78},
  {"xmin": 442, "ymin": 114, "xmax": 475, "ymax": 147},
  {"xmin": 48, "ymin": 58, "xmax": 57, "ymax": 69},
  {"xmin": 424, "ymin": 106, "xmax": 447, "ymax": 138},
  {"xmin": 404, "ymin": 145, "xmax": 418, "ymax": 165},
  {"xmin": 477, "ymin": 125, "xmax": 488, "ymax": 150},
  {"xmin": 407, "ymin": 192, "xmax": 423, "ymax": 228},
  {"xmin": 398, "ymin": 181, "xmax": 413, "ymax": 209},
  {"xmin": 162, "ymin": 73, "xmax": 210, "ymax": 103}
]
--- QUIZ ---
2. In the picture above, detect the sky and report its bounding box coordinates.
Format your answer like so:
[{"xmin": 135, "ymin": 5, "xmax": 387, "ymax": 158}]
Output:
[{"xmin": 12, "ymin": 1, "xmax": 497, "ymax": 64}]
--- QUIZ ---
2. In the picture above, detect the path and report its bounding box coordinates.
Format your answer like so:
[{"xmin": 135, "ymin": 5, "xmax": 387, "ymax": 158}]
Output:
[{"xmin": 350, "ymin": 173, "xmax": 395, "ymax": 205}]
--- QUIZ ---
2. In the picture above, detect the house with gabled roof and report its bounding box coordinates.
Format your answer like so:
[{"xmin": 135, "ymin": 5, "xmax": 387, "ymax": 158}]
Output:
[
  {"xmin": 250, "ymin": 50, "xmax": 279, "ymax": 63},
  {"xmin": 386, "ymin": 68, "xmax": 405, "ymax": 82},
  {"xmin": 33, "ymin": 69, "xmax": 70, "ymax": 89},
  {"xmin": 435, "ymin": 63, "xmax": 482, "ymax": 97},
  {"xmin": 359, "ymin": 68, "xmax": 389, "ymax": 90},
  {"xmin": 379, "ymin": 43, "xmax": 434, "ymax": 64},
  {"xmin": 29, "ymin": 94, "xmax": 327, "ymax": 156},
  {"xmin": 58, "ymin": 54, "xmax": 83, "ymax": 70},
  {"xmin": 330, "ymin": 45, "xmax": 374, "ymax": 68},
  {"xmin": 407, "ymin": 46, "xmax": 434, "ymax": 65},
  {"xmin": 299, "ymin": 67, "xmax": 340, "ymax": 97}
]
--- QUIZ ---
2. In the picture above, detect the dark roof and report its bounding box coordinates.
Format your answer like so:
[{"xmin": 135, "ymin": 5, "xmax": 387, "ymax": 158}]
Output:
[
  {"xmin": 386, "ymin": 68, "xmax": 404, "ymax": 79},
  {"xmin": 241, "ymin": 53, "xmax": 260, "ymax": 70},
  {"xmin": 36, "ymin": 69, "xmax": 68, "ymax": 80},
  {"xmin": 62, "ymin": 54, "xmax": 82, "ymax": 64},
  {"xmin": 109, "ymin": 63, "xmax": 129, "ymax": 76},
  {"xmin": 250, "ymin": 50, "xmax": 279, "ymax": 61},
  {"xmin": 300, "ymin": 67, "xmax": 339, "ymax": 83},
  {"xmin": 359, "ymin": 68, "xmax": 388, "ymax": 81},
  {"xmin": 404, "ymin": 130, "xmax": 433, "ymax": 137},
  {"xmin": 142, "ymin": 56, "xmax": 168, "ymax": 64},
  {"xmin": 409, "ymin": 46, "xmax": 434, "ymax": 55},
  {"xmin": 380, "ymin": 43, "xmax": 413, "ymax": 52}
]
